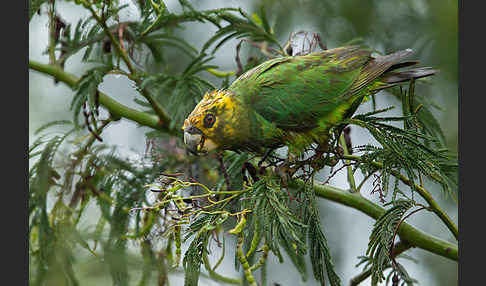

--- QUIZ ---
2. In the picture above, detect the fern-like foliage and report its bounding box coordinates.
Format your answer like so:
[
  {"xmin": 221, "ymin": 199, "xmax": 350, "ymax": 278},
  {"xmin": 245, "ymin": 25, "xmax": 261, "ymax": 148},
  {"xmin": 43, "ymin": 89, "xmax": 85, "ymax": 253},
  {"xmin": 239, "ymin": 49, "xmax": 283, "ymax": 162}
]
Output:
[
  {"xmin": 175, "ymin": 160, "xmax": 342, "ymax": 286},
  {"xmin": 140, "ymin": 53, "xmax": 218, "ymax": 127},
  {"xmin": 29, "ymin": 0, "xmax": 49, "ymax": 21},
  {"xmin": 363, "ymin": 199, "xmax": 419, "ymax": 286},
  {"xmin": 251, "ymin": 179, "xmax": 308, "ymax": 278},
  {"xmin": 202, "ymin": 6, "xmax": 282, "ymax": 55},
  {"xmin": 342, "ymin": 91, "xmax": 457, "ymax": 200},
  {"xmin": 183, "ymin": 217, "xmax": 214, "ymax": 286},
  {"xmin": 303, "ymin": 183, "xmax": 342, "ymax": 286},
  {"xmin": 71, "ymin": 63, "xmax": 113, "ymax": 127},
  {"xmin": 29, "ymin": 121, "xmax": 180, "ymax": 286},
  {"xmin": 29, "ymin": 1, "xmax": 457, "ymax": 286}
]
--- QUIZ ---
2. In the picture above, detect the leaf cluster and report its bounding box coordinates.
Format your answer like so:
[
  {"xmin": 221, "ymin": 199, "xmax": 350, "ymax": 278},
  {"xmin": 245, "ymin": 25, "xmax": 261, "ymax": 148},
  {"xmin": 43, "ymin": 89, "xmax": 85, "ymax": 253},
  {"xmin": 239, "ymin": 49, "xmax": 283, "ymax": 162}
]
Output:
[
  {"xmin": 29, "ymin": 1, "xmax": 458, "ymax": 286},
  {"xmin": 29, "ymin": 121, "xmax": 182, "ymax": 285},
  {"xmin": 29, "ymin": 1, "xmax": 290, "ymax": 283},
  {"xmin": 362, "ymin": 199, "xmax": 418, "ymax": 286},
  {"xmin": 342, "ymin": 83, "xmax": 457, "ymax": 200},
  {"xmin": 176, "ymin": 157, "xmax": 341, "ymax": 286}
]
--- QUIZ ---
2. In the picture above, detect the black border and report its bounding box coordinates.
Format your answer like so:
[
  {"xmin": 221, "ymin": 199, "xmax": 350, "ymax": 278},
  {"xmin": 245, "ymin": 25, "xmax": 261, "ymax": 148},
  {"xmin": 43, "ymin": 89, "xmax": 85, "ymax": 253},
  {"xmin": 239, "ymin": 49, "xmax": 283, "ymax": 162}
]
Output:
[
  {"xmin": 22, "ymin": 0, "xmax": 468, "ymax": 285},
  {"xmin": 7, "ymin": 0, "xmax": 28, "ymax": 285},
  {"xmin": 459, "ymin": 0, "xmax": 478, "ymax": 285}
]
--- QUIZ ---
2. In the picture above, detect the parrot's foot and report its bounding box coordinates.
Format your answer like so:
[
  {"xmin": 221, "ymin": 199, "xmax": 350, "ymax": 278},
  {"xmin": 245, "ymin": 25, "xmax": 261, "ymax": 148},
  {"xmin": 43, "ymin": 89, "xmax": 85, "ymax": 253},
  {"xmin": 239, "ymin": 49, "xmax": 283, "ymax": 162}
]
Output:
[
  {"xmin": 275, "ymin": 158, "xmax": 295, "ymax": 189},
  {"xmin": 258, "ymin": 148, "xmax": 275, "ymax": 168},
  {"xmin": 315, "ymin": 141, "xmax": 331, "ymax": 157},
  {"xmin": 275, "ymin": 159, "xmax": 298, "ymax": 202},
  {"xmin": 242, "ymin": 161, "xmax": 259, "ymax": 183}
]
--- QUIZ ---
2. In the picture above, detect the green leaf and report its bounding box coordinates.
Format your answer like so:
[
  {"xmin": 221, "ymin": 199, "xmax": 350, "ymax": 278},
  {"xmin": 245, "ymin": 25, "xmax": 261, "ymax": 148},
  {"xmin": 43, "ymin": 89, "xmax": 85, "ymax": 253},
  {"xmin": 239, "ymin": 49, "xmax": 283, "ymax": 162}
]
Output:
[
  {"xmin": 251, "ymin": 13, "xmax": 263, "ymax": 27},
  {"xmin": 29, "ymin": 0, "xmax": 48, "ymax": 21},
  {"xmin": 366, "ymin": 199, "xmax": 414, "ymax": 284},
  {"xmin": 183, "ymin": 232, "xmax": 210, "ymax": 286},
  {"xmin": 302, "ymin": 183, "xmax": 342, "ymax": 286},
  {"xmin": 71, "ymin": 65, "xmax": 112, "ymax": 127},
  {"xmin": 34, "ymin": 120, "xmax": 73, "ymax": 135}
]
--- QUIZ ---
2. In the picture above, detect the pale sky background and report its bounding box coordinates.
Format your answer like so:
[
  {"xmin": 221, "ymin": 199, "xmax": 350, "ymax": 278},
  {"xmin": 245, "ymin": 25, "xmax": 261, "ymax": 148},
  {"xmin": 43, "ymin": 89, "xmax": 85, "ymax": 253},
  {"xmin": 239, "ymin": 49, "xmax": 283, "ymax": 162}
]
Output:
[{"xmin": 29, "ymin": 1, "xmax": 458, "ymax": 285}]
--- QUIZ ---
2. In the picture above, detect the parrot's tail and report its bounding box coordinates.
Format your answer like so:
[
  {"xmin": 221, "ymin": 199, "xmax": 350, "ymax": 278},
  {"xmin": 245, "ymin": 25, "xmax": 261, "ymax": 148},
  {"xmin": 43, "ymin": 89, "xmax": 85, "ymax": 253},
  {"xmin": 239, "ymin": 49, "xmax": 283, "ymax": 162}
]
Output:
[
  {"xmin": 370, "ymin": 51, "xmax": 438, "ymax": 91},
  {"xmin": 350, "ymin": 48, "xmax": 438, "ymax": 94},
  {"xmin": 344, "ymin": 48, "xmax": 438, "ymax": 118},
  {"xmin": 380, "ymin": 66, "xmax": 438, "ymax": 84}
]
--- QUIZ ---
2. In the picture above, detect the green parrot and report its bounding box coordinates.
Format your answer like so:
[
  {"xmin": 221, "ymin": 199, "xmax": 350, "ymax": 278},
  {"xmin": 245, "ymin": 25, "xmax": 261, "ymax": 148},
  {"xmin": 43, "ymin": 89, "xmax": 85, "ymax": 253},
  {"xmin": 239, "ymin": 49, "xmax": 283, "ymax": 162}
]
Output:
[{"xmin": 183, "ymin": 45, "xmax": 436, "ymax": 155}]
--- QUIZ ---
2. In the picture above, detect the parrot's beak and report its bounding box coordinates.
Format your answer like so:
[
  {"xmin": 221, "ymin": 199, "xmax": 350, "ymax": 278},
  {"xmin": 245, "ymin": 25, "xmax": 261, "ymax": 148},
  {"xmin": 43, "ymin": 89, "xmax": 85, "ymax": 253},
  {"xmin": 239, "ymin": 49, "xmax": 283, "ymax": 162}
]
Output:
[{"xmin": 183, "ymin": 126, "xmax": 207, "ymax": 155}]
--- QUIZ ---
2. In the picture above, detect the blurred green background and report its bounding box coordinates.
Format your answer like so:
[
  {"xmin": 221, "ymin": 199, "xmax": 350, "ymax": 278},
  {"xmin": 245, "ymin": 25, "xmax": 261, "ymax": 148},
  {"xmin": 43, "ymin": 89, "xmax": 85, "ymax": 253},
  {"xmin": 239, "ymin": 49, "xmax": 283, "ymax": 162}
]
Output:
[{"xmin": 29, "ymin": 0, "xmax": 458, "ymax": 285}]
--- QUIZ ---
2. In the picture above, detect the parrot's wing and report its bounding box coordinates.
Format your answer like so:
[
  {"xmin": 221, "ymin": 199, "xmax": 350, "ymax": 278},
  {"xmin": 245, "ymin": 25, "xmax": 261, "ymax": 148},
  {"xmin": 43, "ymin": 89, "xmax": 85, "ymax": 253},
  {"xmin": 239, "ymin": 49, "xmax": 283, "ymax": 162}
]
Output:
[
  {"xmin": 231, "ymin": 46, "xmax": 372, "ymax": 130},
  {"xmin": 348, "ymin": 48, "xmax": 414, "ymax": 94}
]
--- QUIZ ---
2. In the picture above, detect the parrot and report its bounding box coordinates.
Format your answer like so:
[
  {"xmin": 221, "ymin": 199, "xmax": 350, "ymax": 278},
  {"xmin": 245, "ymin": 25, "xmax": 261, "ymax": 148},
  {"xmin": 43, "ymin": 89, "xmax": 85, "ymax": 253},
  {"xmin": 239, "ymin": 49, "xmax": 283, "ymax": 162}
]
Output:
[{"xmin": 182, "ymin": 45, "xmax": 436, "ymax": 155}]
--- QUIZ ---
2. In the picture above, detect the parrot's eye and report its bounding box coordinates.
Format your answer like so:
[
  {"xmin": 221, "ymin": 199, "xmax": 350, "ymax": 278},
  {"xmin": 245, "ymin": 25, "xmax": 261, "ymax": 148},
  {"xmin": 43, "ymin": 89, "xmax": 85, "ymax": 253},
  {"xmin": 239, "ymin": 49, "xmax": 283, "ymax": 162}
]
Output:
[{"xmin": 204, "ymin": 113, "xmax": 216, "ymax": 128}]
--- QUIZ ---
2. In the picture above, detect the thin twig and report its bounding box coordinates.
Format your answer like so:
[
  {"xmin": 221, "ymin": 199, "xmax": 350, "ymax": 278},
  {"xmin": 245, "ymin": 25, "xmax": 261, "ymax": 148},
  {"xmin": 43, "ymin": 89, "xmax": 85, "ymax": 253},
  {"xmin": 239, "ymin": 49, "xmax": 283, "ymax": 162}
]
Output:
[
  {"xmin": 291, "ymin": 179, "xmax": 458, "ymax": 261},
  {"xmin": 340, "ymin": 154, "xmax": 458, "ymax": 240},
  {"xmin": 235, "ymin": 40, "xmax": 245, "ymax": 76},
  {"xmin": 340, "ymin": 131, "xmax": 357, "ymax": 192},
  {"xmin": 29, "ymin": 60, "xmax": 178, "ymax": 134},
  {"xmin": 217, "ymin": 153, "xmax": 231, "ymax": 190},
  {"xmin": 322, "ymin": 162, "xmax": 354, "ymax": 185},
  {"xmin": 82, "ymin": 1, "xmax": 171, "ymax": 126}
]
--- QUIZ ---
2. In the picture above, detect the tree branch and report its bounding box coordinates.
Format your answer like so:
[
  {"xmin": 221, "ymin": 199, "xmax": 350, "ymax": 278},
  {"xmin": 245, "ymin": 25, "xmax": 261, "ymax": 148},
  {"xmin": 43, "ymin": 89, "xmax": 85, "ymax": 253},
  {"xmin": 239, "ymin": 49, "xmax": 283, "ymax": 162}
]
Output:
[
  {"xmin": 29, "ymin": 60, "xmax": 179, "ymax": 135},
  {"xmin": 47, "ymin": 0, "xmax": 57, "ymax": 65},
  {"xmin": 291, "ymin": 180, "xmax": 458, "ymax": 261},
  {"xmin": 202, "ymin": 253, "xmax": 242, "ymax": 285},
  {"xmin": 82, "ymin": 1, "xmax": 172, "ymax": 126},
  {"xmin": 29, "ymin": 60, "xmax": 458, "ymax": 263},
  {"xmin": 339, "ymin": 133, "xmax": 356, "ymax": 192},
  {"xmin": 341, "ymin": 154, "xmax": 459, "ymax": 240}
]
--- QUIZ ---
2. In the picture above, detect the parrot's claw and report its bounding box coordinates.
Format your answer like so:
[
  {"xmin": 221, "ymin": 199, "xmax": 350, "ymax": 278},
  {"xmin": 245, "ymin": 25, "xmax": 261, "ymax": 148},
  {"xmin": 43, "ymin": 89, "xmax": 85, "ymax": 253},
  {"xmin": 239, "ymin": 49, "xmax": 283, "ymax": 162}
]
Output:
[
  {"xmin": 275, "ymin": 160, "xmax": 290, "ymax": 189},
  {"xmin": 258, "ymin": 148, "xmax": 274, "ymax": 168}
]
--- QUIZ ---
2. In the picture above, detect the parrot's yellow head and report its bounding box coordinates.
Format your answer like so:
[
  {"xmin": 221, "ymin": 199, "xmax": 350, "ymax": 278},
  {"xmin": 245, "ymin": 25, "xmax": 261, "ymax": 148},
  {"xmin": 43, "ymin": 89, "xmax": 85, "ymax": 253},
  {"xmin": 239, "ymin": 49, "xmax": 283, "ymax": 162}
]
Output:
[{"xmin": 182, "ymin": 90, "xmax": 241, "ymax": 155}]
